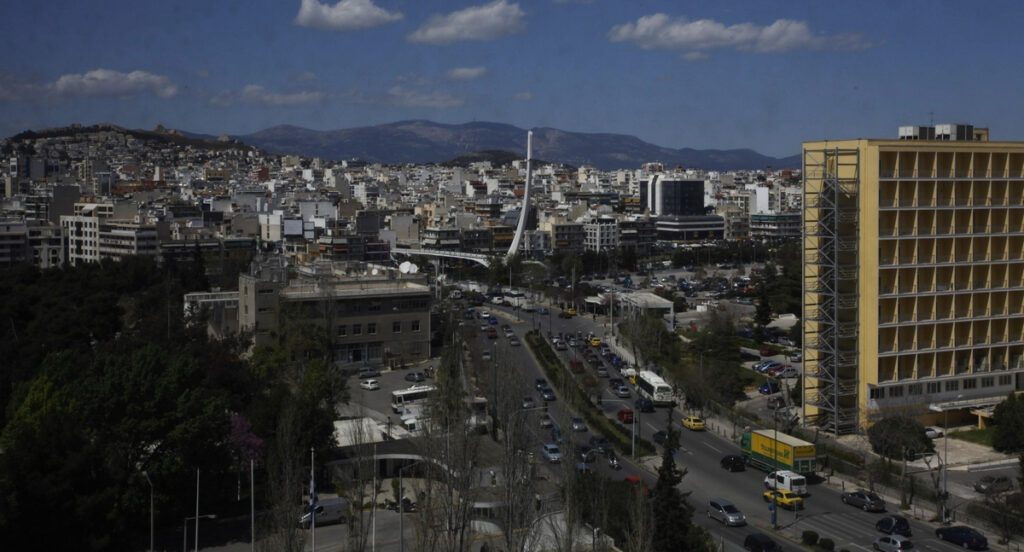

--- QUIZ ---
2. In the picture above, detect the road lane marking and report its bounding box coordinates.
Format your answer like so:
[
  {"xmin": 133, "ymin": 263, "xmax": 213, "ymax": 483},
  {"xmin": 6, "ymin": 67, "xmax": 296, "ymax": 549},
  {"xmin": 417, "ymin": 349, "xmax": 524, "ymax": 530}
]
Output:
[{"xmin": 703, "ymin": 442, "xmax": 721, "ymax": 453}]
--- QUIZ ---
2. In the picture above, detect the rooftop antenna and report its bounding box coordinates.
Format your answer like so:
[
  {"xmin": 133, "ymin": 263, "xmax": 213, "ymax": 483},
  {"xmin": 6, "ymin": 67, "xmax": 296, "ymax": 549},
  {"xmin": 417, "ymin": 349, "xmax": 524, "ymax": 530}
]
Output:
[{"xmin": 929, "ymin": 110, "xmax": 935, "ymax": 126}]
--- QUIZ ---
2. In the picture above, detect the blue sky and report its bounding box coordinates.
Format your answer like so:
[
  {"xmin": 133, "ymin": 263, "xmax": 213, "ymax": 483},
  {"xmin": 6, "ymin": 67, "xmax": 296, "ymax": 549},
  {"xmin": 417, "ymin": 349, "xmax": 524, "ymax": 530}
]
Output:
[{"xmin": 2, "ymin": 0, "xmax": 1023, "ymax": 157}]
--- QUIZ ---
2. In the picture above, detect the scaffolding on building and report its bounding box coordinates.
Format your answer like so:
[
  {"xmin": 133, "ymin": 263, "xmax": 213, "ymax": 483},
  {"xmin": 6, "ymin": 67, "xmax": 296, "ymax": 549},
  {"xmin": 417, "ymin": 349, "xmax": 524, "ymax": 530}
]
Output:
[{"xmin": 802, "ymin": 148, "xmax": 861, "ymax": 436}]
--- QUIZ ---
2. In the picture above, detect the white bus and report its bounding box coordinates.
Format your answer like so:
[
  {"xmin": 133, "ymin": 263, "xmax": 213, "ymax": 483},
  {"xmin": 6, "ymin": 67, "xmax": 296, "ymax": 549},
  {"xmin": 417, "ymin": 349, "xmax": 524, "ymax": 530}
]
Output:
[
  {"xmin": 634, "ymin": 370, "xmax": 674, "ymax": 406},
  {"xmin": 391, "ymin": 384, "xmax": 437, "ymax": 413}
]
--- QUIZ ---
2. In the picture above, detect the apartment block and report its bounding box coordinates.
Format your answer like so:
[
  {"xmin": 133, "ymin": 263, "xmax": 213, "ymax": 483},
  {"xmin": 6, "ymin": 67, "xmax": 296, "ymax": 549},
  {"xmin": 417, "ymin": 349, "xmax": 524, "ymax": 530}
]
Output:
[{"xmin": 802, "ymin": 125, "xmax": 1024, "ymax": 435}]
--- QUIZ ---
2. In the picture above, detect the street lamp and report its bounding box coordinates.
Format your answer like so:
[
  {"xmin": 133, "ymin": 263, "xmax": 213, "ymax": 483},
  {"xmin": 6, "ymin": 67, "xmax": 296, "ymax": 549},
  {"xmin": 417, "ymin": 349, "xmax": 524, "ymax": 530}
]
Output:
[
  {"xmin": 143, "ymin": 471, "xmax": 154, "ymax": 552},
  {"xmin": 398, "ymin": 461, "xmax": 420, "ymax": 552},
  {"xmin": 182, "ymin": 514, "xmax": 216, "ymax": 552},
  {"xmin": 929, "ymin": 393, "xmax": 962, "ymax": 523}
]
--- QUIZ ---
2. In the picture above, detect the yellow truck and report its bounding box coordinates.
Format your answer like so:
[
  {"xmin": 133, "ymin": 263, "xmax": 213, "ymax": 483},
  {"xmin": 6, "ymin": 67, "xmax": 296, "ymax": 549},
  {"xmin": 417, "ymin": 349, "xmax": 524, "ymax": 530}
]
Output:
[{"xmin": 740, "ymin": 429, "xmax": 816, "ymax": 475}]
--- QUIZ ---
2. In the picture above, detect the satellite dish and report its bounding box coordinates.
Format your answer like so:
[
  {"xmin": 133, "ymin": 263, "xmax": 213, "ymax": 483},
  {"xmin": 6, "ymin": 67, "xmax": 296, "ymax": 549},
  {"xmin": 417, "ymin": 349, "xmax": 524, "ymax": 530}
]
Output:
[
  {"xmin": 408, "ymin": 263, "xmax": 419, "ymax": 274},
  {"xmin": 371, "ymin": 268, "xmax": 379, "ymax": 275},
  {"xmin": 399, "ymin": 261, "xmax": 412, "ymax": 274}
]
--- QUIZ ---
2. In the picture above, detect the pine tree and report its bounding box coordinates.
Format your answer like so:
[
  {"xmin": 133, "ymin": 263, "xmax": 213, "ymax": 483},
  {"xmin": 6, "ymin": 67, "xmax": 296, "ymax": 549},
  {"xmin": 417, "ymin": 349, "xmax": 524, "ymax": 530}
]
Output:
[{"xmin": 649, "ymin": 415, "xmax": 712, "ymax": 552}]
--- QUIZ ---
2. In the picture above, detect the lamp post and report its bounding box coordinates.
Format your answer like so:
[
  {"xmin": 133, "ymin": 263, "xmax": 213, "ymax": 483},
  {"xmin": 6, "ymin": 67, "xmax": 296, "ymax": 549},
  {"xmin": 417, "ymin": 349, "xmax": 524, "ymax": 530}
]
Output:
[
  {"xmin": 182, "ymin": 514, "xmax": 216, "ymax": 552},
  {"xmin": 398, "ymin": 461, "xmax": 420, "ymax": 552},
  {"xmin": 143, "ymin": 471, "xmax": 154, "ymax": 552}
]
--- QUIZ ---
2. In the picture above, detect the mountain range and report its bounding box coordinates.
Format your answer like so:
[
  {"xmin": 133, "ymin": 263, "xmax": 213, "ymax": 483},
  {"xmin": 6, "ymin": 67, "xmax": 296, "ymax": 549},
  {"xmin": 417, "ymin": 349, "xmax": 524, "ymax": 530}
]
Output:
[{"xmin": 227, "ymin": 120, "xmax": 799, "ymax": 171}]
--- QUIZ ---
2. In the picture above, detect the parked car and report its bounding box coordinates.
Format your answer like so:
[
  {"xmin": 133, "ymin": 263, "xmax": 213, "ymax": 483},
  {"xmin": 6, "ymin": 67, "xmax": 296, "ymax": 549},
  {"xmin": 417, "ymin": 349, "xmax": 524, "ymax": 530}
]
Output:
[
  {"xmin": 540, "ymin": 387, "xmax": 556, "ymax": 401},
  {"xmin": 509, "ymin": 337, "xmax": 521, "ymax": 346},
  {"xmin": 841, "ymin": 489, "xmax": 885, "ymax": 512},
  {"xmin": 358, "ymin": 367, "xmax": 381, "ymax": 379},
  {"xmin": 743, "ymin": 533, "xmax": 781, "ymax": 552},
  {"xmin": 359, "ymin": 379, "xmax": 380, "ymax": 391},
  {"xmin": 554, "ymin": 341, "xmax": 568, "ymax": 350},
  {"xmin": 614, "ymin": 385, "xmax": 631, "ymax": 398},
  {"xmin": 535, "ymin": 378, "xmax": 549, "ymax": 390},
  {"xmin": 617, "ymin": 408, "xmax": 634, "ymax": 423},
  {"xmin": 522, "ymin": 397, "xmax": 536, "ymax": 409},
  {"xmin": 405, "ymin": 371, "xmax": 426, "ymax": 382},
  {"xmin": 481, "ymin": 350, "xmax": 492, "ymax": 361},
  {"xmin": 772, "ymin": 366, "xmax": 800, "ymax": 379},
  {"xmin": 875, "ymin": 515, "xmax": 912, "ymax": 537},
  {"xmin": 652, "ymin": 430, "xmax": 668, "ymax": 445},
  {"xmin": 789, "ymin": 352, "xmax": 803, "ymax": 362},
  {"xmin": 570, "ymin": 415, "xmax": 588, "ymax": 432},
  {"xmin": 924, "ymin": 426, "xmax": 944, "ymax": 439},
  {"xmin": 759, "ymin": 381, "xmax": 781, "ymax": 395},
  {"xmin": 763, "ymin": 489, "xmax": 804, "ymax": 510},
  {"xmin": 974, "ymin": 475, "xmax": 1012, "ymax": 494},
  {"xmin": 760, "ymin": 346, "xmax": 780, "ymax": 356},
  {"xmin": 575, "ymin": 462, "xmax": 593, "ymax": 474},
  {"xmin": 873, "ymin": 535, "xmax": 914, "ymax": 552},
  {"xmin": 541, "ymin": 443, "xmax": 562, "ymax": 463},
  {"xmin": 707, "ymin": 498, "xmax": 746, "ymax": 526},
  {"xmin": 720, "ymin": 455, "xmax": 746, "ymax": 472},
  {"xmin": 682, "ymin": 416, "xmax": 706, "ymax": 431},
  {"xmin": 935, "ymin": 526, "xmax": 987, "ymax": 550}
]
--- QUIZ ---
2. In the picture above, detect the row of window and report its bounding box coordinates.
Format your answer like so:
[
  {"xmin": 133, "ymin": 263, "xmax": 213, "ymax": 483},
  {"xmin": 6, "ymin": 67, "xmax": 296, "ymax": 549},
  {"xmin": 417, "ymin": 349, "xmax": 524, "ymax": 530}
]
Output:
[
  {"xmin": 337, "ymin": 319, "xmax": 421, "ymax": 337},
  {"xmin": 870, "ymin": 373, "xmax": 1013, "ymax": 399}
]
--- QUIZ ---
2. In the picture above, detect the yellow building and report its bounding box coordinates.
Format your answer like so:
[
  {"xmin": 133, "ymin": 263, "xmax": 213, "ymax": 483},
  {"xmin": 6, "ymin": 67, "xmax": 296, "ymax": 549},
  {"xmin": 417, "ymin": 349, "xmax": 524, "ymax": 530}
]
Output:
[{"xmin": 802, "ymin": 125, "xmax": 1024, "ymax": 435}]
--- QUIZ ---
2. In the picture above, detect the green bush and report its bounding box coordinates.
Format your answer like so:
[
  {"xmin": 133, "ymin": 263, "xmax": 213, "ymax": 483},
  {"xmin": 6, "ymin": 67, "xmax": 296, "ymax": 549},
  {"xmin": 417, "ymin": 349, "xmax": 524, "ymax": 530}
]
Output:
[
  {"xmin": 818, "ymin": 537, "xmax": 834, "ymax": 551},
  {"xmin": 801, "ymin": 530, "xmax": 819, "ymax": 546}
]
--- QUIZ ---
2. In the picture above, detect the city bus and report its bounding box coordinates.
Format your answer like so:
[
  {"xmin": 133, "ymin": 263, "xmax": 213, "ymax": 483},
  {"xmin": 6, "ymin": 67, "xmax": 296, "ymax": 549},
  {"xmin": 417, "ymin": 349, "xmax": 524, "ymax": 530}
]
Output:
[
  {"xmin": 391, "ymin": 384, "xmax": 437, "ymax": 413},
  {"xmin": 634, "ymin": 370, "xmax": 674, "ymax": 406}
]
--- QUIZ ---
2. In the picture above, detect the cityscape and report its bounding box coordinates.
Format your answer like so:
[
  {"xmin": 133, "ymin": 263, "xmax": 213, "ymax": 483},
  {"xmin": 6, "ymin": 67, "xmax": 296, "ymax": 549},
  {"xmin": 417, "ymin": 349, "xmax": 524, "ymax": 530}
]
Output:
[{"xmin": 3, "ymin": 2, "xmax": 1024, "ymax": 552}]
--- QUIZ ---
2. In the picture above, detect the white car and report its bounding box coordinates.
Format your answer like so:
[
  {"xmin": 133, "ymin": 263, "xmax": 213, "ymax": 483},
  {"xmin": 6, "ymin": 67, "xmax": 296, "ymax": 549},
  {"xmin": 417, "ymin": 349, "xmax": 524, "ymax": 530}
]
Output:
[
  {"xmin": 924, "ymin": 426, "xmax": 944, "ymax": 439},
  {"xmin": 359, "ymin": 379, "xmax": 380, "ymax": 391}
]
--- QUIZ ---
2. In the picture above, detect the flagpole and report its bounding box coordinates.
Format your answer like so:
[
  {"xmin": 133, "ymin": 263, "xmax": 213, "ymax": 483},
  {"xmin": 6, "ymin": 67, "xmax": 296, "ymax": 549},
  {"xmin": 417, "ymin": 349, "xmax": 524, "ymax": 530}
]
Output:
[{"xmin": 310, "ymin": 447, "xmax": 316, "ymax": 552}]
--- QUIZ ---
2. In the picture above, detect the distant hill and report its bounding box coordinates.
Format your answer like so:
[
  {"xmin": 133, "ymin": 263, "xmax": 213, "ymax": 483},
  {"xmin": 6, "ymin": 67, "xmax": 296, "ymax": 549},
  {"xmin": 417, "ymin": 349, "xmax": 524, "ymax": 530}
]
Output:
[
  {"xmin": 234, "ymin": 120, "xmax": 799, "ymax": 171},
  {"xmin": 7, "ymin": 123, "xmax": 246, "ymax": 152}
]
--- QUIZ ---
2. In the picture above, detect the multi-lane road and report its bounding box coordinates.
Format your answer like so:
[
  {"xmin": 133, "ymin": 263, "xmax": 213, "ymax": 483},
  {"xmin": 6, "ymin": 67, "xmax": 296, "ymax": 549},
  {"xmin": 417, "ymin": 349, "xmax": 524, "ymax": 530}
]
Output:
[{"xmin": 473, "ymin": 301, "xmax": 994, "ymax": 552}]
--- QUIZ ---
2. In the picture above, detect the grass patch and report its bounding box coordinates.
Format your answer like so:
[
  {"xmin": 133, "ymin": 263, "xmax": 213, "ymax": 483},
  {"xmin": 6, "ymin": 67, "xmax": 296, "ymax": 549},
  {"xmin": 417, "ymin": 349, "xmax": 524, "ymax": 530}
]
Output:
[{"xmin": 950, "ymin": 427, "xmax": 994, "ymax": 447}]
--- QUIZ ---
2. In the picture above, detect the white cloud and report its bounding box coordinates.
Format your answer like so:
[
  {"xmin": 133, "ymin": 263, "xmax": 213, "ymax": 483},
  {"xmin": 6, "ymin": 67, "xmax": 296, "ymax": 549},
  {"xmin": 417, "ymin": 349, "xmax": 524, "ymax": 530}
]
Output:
[
  {"xmin": 682, "ymin": 51, "xmax": 709, "ymax": 61},
  {"xmin": 447, "ymin": 66, "xmax": 487, "ymax": 80},
  {"xmin": 294, "ymin": 0, "xmax": 403, "ymax": 31},
  {"xmin": 608, "ymin": 14, "xmax": 875, "ymax": 54},
  {"xmin": 386, "ymin": 86, "xmax": 464, "ymax": 108},
  {"xmin": 408, "ymin": 0, "xmax": 526, "ymax": 44},
  {"xmin": 514, "ymin": 91, "xmax": 532, "ymax": 101},
  {"xmin": 240, "ymin": 85, "xmax": 327, "ymax": 105},
  {"xmin": 53, "ymin": 69, "xmax": 178, "ymax": 98}
]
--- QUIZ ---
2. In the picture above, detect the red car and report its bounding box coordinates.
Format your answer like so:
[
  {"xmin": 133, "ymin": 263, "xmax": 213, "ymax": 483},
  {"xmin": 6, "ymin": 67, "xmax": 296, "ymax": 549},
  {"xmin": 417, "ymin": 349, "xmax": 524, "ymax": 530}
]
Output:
[
  {"xmin": 617, "ymin": 408, "xmax": 634, "ymax": 423},
  {"xmin": 569, "ymin": 359, "xmax": 585, "ymax": 373},
  {"xmin": 760, "ymin": 346, "xmax": 780, "ymax": 357}
]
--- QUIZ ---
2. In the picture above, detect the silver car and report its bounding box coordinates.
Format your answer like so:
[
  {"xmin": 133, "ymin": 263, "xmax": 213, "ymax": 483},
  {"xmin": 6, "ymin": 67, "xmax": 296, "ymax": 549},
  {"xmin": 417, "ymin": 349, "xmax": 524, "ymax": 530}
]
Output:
[
  {"xmin": 873, "ymin": 535, "xmax": 914, "ymax": 552},
  {"xmin": 707, "ymin": 498, "xmax": 746, "ymax": 526}
]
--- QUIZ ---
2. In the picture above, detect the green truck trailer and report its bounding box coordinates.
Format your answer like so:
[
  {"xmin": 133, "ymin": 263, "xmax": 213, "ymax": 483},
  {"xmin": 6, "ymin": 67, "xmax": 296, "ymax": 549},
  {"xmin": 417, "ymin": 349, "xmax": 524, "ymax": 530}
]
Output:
[{"xmin": 740, "ymin": 429, "xmax": 817, "ymax": 475}]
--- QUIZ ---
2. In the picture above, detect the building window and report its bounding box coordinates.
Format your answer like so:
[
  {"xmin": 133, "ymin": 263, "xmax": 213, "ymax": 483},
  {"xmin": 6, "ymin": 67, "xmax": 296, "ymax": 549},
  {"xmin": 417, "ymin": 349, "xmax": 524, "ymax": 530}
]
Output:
[
  {"xmin": 369, "ymin": 301, "xmax": 381, "ymax": 312},
  {"xmin": 963, "ymin": 378, "xmax": 977, "ymax": 390},
  {"xmin": 908, "ymin": 384, "xmax": 922, "ymax": 395},
  {"xmin": 393, "ymin": 321, "xmax": 401, "ymax": 333},
  {"xmin": 927, "ymin": 382, "xmax": 941, "ymax": 394},
  {"xmin": 999, "ymin": 375, "xmax": 1012, "ymax": 386},
  {"xmin": 411, "ymin": 320, "xmax": 421, "ymax": 331},
  {"xmin": 337, "ymin": 325, "xmax": 346, "ymax": 337},
  {"xmin": 889, "ymin": 386, "xmax": 904, "ymax": 398},
  {"xmin": 352, "ymin": 324, "xmax": 362, "ymax": 335},
  {"xmin": 981, "ymin": 377, "xmax": 994, "ymax": 388},
  {"xmin": 945, "ymin": 380, "xmax": 959, "ymax": 392},
  {"xmin": 869, "ymin": 387, "xmax": 882, "ymax": 400},
  {"xmin": 368, "ymin": 323, "xmax": 377, "ymax": 335}
]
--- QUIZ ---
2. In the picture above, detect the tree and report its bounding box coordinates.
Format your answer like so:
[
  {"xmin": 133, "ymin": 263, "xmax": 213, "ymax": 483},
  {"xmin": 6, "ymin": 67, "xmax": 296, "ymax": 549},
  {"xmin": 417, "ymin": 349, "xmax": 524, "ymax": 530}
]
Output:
[
  {"xmin": 867, "ymin": 416, "xmax": 935, "ymax": 460},
  {"xmin": 992, "ymin": 393, "xmax": 1024, "ymax": 452},
  {"xmin": 649, "ymin": 418, "xmax": 712, "ymax": 552}
]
